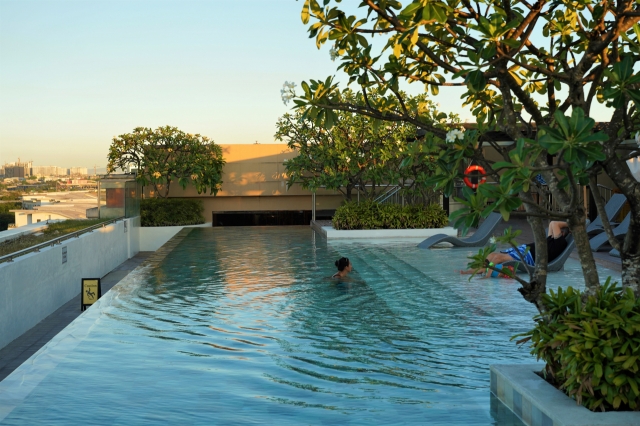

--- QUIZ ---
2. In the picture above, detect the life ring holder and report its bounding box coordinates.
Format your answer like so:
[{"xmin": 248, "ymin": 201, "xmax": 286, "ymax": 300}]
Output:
[{"xmin": 463, "ymin": 165, "xmax": 487, "ymax": 189}]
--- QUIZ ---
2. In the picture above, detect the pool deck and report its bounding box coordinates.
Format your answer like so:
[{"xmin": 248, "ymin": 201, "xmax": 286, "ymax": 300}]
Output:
[
  {"xmin": 0, "ymin": 219, "xmax": 621, "ymax": 384},
  {"xmin": 316, "ymin": 217, "xmax": 622, "ymax": 273}
]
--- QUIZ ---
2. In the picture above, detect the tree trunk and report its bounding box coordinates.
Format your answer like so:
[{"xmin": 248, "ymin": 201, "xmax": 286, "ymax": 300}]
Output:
[
  {"xmin": 601, "ymin": 162, "xmax": 640, "ymax": 296},
  {"xmin": 518, "ymin": 194, "xmax": 549, "ymax": 314},
  {"xmin": 620, "ymin": 212, "xmax": 640, "ymax": 296},
  {"xmin": 567, "ymin": 212, "xmax": 600, "ymax": 297}
]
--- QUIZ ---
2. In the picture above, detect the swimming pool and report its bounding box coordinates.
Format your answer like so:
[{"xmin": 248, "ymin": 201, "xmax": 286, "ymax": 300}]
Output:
[{"xmin": 0, "ymin": 227, "xmax": 621, "ymax": 425}]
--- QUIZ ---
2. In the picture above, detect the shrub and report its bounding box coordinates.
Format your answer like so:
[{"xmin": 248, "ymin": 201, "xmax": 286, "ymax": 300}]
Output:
[
  {"xmin": 331, "ymin": 200, "xmax": 448, "ymax": 230},
  {"xmin": 141, "ymin": 198, "xmax": 204, "ymax": 227},
  {"xmin": 0, "ymin": 202, "xmax": 20, "ymax": 231},
  {"xmin": 517, "ymin": 280, "xmax": 640, "ymax": 412}
]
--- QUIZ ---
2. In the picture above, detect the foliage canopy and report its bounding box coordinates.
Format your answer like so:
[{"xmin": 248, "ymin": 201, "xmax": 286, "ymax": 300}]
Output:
[
  {"xmin": 107, "ymin": 126, "xmax": 225, "ymax": 198},
  {"xmin": 276, "ymin": 88, "xmax": 459, "ymax": 202},
  {"xmin": 294, "ymin": 0, "xmax": 640, "ymax": 309}
]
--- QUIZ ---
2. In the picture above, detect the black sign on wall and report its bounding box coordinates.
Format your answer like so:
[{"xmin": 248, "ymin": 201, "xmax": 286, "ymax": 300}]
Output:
[{"xmin": 62, "ymin": 246, "xmax": 67, "ymax": 264}]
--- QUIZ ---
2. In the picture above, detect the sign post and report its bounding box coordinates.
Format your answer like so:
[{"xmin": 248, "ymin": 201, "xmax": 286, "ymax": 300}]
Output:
[{"xmin": 81, "ymin": 278, "xmax": 101, "ymax": 311}]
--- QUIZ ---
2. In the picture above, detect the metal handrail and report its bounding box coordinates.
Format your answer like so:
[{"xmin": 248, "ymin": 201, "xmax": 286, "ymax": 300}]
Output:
[
  {"xmin": 0, "ymin": 217, "xmax": 125, "ymax": 264},
  {"xmin": 374, "ymin": 186, "xmax": 403, "ymax": 204},
  {"xmin": 596, "ymin": 184, "xmax": 614, "ymax": 203}
]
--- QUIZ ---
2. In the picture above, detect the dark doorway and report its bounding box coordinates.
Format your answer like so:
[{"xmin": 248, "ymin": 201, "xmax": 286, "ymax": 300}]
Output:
[
  {"xmin": 212, "ymin": 210, "xmax": 333, "ymax": 226},
  {"xmin": 212, "ymin": 211, "xmax": 308, "ymax": 226}
]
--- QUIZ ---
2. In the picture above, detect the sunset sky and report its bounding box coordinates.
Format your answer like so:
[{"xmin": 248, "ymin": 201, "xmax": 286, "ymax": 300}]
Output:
[{"xmin": 0, "ymin": 0, "xmax": 612, "ymax": 170}]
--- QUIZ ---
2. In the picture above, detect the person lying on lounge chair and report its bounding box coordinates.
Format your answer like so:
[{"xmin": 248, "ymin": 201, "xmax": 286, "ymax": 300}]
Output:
[
  {"xmin": 459, "ymin": 221, "xmax": 570, "ymax": 275},
  {"xmin": 460, "ymin": 262, "xmax": 516, "ymax": 279}
]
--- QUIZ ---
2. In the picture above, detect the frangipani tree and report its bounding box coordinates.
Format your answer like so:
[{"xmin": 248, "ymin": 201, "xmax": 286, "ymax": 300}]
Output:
[
  {"xmin": 293, "ymin": 0, "xmax": 640, "ymax": 309},
  {"xmin": 276, "ymin": 88, "xmax": 459, "ymax": 201},
  {"xmin": 107, "ymin": 126, "xmax": 225, "ymax": 198}
]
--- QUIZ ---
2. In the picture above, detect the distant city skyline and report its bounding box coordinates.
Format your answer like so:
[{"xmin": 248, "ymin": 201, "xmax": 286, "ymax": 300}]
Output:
[{"xmin": 1, "ymin": 0, "xmax": 614, "ymax": 169}]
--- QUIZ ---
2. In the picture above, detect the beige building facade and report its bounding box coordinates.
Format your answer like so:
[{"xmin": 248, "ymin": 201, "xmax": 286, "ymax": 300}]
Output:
[{"xmin": 145, "ymin": 144, "xmax": 344, "ymax": 224}]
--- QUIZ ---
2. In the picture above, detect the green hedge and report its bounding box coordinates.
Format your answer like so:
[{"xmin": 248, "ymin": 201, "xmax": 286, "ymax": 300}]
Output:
[
  {"xmin": 518, "ymin": 280, "xmax": 640, "ymax": 412},
  {"xmin": 141, "ymin": 198, "xmax": 204, "ymax": 227},
  {"xmin": 332, "ymin": 200, "xmax": 448, "ymax": 230},
  {"xmin": 0, "ymin": 202, "xmax": 20, "ymax": 231}
]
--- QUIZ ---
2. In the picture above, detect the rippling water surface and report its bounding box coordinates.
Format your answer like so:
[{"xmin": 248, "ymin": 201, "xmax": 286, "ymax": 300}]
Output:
[{"xmin": 4, "ymin": 227, "xmax": 616, "ymax": 425}]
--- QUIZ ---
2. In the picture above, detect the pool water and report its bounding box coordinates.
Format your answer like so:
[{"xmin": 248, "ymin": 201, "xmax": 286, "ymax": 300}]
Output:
[{"xmin": 0, "ymin": 227, "xmax": 621, "ymax": 425}]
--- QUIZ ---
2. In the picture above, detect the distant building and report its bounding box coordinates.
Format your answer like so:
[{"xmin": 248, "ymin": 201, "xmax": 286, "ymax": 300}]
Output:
[
  {"xmin": 22, "ymin": 198, "xmax": 42, "ymax": 210},
  {"xmin": 32, "ymin": 166, "xmax": 68, "ymax": 177},
  {"xmin": 69, "ymin": 167, "xmax": 88, "ymax": 176},
  {"xmin": 11, "ymin": 191, "xmax": 98, "ymax": 227},
  {"xmin": 3, "ymin": 161, "xmax": 32, "ymax": 178}
]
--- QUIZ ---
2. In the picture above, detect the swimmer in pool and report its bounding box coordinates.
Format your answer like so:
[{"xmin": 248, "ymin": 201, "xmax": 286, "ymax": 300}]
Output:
[{"xmin": 332, "ymin": 257, "xmax": 352, "ymax": 279}]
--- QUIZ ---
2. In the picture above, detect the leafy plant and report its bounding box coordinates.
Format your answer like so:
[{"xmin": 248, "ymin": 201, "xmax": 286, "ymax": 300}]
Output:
[
  {"xmin": 332, "ymin": 200, "xmax": 447, "ymax": 230},
  {"xmin": 108, "ymin": 126, "xmax": 225, "ymax": 198},
  {"xmin": 0, "ymin": 202, "xmax": 20, "ymax": 231},
  {"xmin": 141, "ymin": 198, "xmax": 204, "ymax": 227},
  {"xmin": 516, "ymin": 280, "xmax": 640, "ymax": 412},
  {"xmin": 277, "ymin": 88, "xmax": 458, "ymax": 202}
]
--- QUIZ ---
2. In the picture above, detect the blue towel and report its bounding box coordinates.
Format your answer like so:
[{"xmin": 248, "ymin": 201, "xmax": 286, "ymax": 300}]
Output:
[
  {"xmin": 501, "ymin": 244, "xmax": 535, "ymax": 266},
  {"xmin": 535, "ymin": 174, "xmax": 547, "ymax": 185}
]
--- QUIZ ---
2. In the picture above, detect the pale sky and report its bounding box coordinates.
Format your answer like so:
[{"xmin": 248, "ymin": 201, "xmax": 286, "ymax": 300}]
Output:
[{"xmin": 0, "ymin": 0, "xmax": 612, "ymax": 170}]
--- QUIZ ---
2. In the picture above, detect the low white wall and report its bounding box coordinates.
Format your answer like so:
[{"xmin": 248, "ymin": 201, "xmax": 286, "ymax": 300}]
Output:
[
  {"xmin": 0, "ymin": 217, "xmax": 139, "ymax": 351},
  {"xmin": 138, "ymin": 223, "xmax": 211, "ymax": 251},
  {"xmin": 311, "ymin": 222, "xmax": 458, "ymax": 240}
]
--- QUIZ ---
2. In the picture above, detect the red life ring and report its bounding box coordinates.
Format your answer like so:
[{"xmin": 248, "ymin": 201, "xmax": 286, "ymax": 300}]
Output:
[{"xmin": 463, "ymin": 165, "xmax": 487, "ymax": 189}]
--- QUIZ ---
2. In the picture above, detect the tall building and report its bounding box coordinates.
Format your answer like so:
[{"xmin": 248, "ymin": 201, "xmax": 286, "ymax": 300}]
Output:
[
  {"xmin": 69, "ymin": 167, "xmax": 88, "ymax": 176},
  {"xmin": 32, "ymin": 166, "xmax": 71, "ymax": 176},
  {"xmin": 3, "ymin": 161, "xmax": 32, "ymax": 178}
]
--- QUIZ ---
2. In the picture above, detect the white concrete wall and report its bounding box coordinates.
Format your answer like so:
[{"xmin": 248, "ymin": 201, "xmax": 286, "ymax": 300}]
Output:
[
  {"xmin": 138, "ymin": 223, "xmax": 210, "ymax": 251},
  {"xmin": 13, "ymin": 211, "xmax": 71, "ymax": 227},
  {"xmin": 0, "ymin": 217, "xmax": 140, "ymax": 351}
]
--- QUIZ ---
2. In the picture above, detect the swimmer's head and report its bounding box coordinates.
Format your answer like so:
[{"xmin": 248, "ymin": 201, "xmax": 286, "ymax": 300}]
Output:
[{"xmin": 335, "ymin": 257, "xmax": 350, "ymax": 271}]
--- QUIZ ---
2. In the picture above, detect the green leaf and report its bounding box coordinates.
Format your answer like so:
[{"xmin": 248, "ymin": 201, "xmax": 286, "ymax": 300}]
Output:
[
  {"xmin": 465, "ymin": 70, "xmax": 486, "ymax": 93},
  {"xmin": 430, "ymin": 4, "xmax": 447, "ymax": 24},
  {"xmin": 595, "ymin": 363, "xmax": 603, "ymax": 378}
]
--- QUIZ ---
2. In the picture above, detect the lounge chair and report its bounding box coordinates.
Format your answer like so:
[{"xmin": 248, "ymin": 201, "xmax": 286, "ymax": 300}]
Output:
[
  {"xmin": 589, "ymin": 212, "xmax": 630, "ymax": 252},
  {"xmin": 609, "ymin": 248, "xmax": 620, "ymax": 258},
  {"xmin": 587, "ymin": 193, "xmax": 627, "ymax": 236},
  {"xmin": 504, "ymin": 235, "xmax": 575, "ymax": 273},
  {"xmin": 417, "ymin": 212, "xmax": 503, "ymax": 249}
]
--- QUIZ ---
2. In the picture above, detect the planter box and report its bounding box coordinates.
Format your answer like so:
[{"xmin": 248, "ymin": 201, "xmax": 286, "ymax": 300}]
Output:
[
  {"xmin": 491, "ymin": 364, "xmax": 640, "ymax": 426},
  {"xmin": 310, "ymin": 221, "xmax": 457, "ymax": 240}
]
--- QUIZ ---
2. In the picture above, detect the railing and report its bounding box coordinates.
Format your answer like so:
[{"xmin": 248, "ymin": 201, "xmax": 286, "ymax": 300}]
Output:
[
  {"xmin": 528, "ymin": 183, "xmax": 615, "ymax": 215},
  {"xmin": 0, "ymin": 217, "xmax": 125, "ymax": 264},
  {"xmin": 595, "ymin": 184, "xmax": 614, "ymax": 204},
  {"xmin": 374, "ymin": 186, "xmax": 403, "ymax": 205},
  {"xmin": 358, "ymin": 184, "xmax": 441, "ymax": 206}
]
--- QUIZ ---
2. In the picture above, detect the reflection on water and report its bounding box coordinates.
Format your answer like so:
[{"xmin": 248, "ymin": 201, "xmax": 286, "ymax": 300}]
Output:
[{"xmin": 1, "ymin": 227, "xmax": 538, "ymax": 425}]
